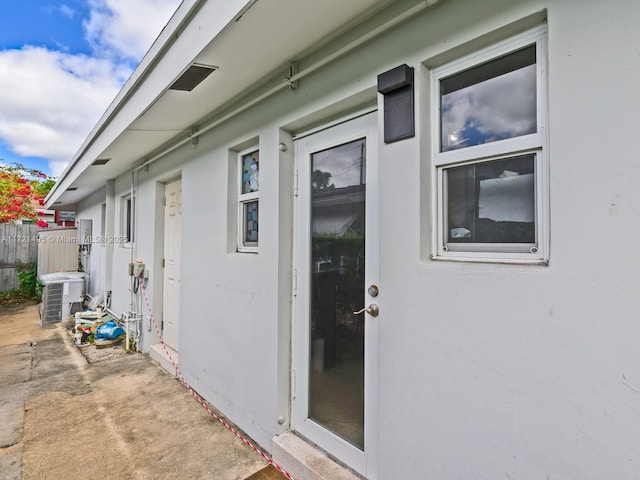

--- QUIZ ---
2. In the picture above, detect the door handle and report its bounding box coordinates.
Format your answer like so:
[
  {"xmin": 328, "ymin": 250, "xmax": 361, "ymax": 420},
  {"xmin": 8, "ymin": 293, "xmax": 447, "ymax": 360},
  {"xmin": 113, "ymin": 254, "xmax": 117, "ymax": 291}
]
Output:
[{"xmin": 353, "ymin": 304, "xmax": 379, "ymax": 317}]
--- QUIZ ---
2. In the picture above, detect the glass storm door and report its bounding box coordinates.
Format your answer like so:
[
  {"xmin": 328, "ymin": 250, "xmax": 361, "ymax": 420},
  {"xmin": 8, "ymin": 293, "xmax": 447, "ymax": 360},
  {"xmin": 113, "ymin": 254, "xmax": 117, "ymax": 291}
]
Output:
[{"xmin": 293, "ymin": 113, "xmax": 378, "ymax": 477}]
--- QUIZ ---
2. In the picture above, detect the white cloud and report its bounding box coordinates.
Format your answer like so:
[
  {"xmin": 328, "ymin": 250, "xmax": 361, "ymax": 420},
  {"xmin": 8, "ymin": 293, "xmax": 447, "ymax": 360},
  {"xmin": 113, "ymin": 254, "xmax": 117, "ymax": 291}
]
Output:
[
  {"xmin": 59, "ymin": 5, "xmax": 76, "ymax": 19},
  {"xmin": 442, "ymin": 66, "xmax": 537, "ymax": 147},
  {"xmin": 84, "ymin": 0, "xmax": 181, "ymax": 61},
  {"xmin": 0, "ymin": 47, "xmax": 124, "ymax": 176},
  {"xmin": 0, "ymin": 0, "xmax": 181, "ymax": 177}
]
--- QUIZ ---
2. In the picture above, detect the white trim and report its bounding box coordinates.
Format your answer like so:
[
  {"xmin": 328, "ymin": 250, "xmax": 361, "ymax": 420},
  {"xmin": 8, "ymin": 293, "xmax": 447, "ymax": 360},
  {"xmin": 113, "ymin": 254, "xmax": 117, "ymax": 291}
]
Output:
[
  {"xmin": 432, "ymin": 25, "xmax": 547, "ymax": 80},
  {"xmin": 292, "ymin": 106, "xmax": 378, "ymax": 141},
  {"xmin": 292, "ymin": 112, "xmax": 378, "ymax": 478},
  {"xmin": 433, "ymin": 133, "xmax": 543, "ymax": 167},
  {"xmin": 100, "ymin": 203, "xmax": 106, "ymax": 248},
  {"xmin": 120, "ymin": 193, "xmax": 134, "ymax": 248},
  {"xmin": 430, "ymin": 25, "xmax": 548, "ymax": 264},
  {"xmin": 237, "ymin": 146, "xmax": 259, "ymax": 253}
]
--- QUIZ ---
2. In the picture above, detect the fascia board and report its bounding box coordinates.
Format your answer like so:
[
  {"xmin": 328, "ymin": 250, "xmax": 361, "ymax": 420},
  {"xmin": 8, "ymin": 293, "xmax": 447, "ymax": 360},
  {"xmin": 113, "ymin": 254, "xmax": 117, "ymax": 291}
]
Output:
[{"xmin": 47, "ymin": 0, "xmax": 251, "ymax": 206}]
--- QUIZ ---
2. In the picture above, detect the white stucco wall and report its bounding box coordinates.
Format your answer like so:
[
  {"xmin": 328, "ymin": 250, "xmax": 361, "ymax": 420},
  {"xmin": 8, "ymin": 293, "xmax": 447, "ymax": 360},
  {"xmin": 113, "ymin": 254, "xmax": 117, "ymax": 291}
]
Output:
[
  {"xmin": 70, "ymin": 0, "xmax": 640, "ymax": 477},
  {"xmin": 374, "ymin": 1, "xmax": 640, "ymax": 479}
]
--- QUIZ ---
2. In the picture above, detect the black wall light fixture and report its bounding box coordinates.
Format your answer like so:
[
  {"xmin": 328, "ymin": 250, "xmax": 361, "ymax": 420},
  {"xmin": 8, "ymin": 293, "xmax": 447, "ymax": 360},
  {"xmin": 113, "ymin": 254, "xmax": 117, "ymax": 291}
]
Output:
[{"xmin": 377, "ymin": 64, "xmax": 415, "ymax": 144}]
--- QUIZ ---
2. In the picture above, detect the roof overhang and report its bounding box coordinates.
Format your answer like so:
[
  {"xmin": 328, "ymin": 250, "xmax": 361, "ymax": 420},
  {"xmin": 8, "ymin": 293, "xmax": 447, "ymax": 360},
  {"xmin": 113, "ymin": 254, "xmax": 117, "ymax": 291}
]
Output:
[{"xmin": 47, "ymin": 0, "xmax": 438, "ymax": 209}]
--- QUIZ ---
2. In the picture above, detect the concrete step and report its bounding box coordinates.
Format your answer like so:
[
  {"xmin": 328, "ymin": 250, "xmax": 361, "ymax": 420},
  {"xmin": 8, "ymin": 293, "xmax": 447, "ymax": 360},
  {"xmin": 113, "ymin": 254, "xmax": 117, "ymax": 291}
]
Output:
[
  {"xmin": 272, "ymin": 432, "xmax": 362, "ymax": 480},
  {"xmin": 149, "ymin": 343, "xmax": 178, "ymax": 376}
]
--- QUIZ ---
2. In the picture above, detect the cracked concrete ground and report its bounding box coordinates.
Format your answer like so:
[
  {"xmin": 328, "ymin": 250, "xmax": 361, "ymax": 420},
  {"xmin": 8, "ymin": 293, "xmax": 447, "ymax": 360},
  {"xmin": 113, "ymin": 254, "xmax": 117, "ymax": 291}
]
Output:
[{"xmin": 0, "ymin": 304, "xmax": 283, "ymax": 480}]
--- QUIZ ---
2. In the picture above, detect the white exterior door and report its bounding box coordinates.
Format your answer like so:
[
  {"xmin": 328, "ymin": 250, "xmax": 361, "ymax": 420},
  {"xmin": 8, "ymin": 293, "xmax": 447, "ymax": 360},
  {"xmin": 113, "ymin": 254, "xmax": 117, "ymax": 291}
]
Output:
[
  {"xmin": 293, "ymin": 113, "xmax": 379, "ymax": 478},
  {"xmin": 163, "ymin": 179, "xmax": 182, "ymax": 351}
]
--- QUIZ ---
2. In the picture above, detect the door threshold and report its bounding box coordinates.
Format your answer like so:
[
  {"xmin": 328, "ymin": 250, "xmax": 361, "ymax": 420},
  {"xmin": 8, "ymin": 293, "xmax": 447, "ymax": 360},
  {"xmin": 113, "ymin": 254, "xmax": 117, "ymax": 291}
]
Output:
[
  {"xmin": 272, "ymin": 431, "xmax": 363, "ymax": 480},
  {"xmin": 149, "ymin": 343, "xmax": 178, "ymax": 377}
]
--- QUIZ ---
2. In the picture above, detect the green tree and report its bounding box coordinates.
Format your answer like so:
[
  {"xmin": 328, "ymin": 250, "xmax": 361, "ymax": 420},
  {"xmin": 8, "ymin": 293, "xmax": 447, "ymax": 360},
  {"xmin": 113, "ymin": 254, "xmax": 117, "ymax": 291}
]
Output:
[
  {"xmin": 0, "ymin": 163, "xmax": 55, "ymax": 225},
  {"xmin": 312, "ymin": 169, "xmax": 334, "ymax": 192}
]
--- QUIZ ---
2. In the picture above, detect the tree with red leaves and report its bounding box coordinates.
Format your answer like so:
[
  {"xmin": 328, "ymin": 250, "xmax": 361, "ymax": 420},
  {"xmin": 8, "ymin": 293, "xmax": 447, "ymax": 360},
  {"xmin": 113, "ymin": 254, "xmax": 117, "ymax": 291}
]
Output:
[{"xmin": 0, "ymin": 163, "xmax": 55, "ymax": 225}]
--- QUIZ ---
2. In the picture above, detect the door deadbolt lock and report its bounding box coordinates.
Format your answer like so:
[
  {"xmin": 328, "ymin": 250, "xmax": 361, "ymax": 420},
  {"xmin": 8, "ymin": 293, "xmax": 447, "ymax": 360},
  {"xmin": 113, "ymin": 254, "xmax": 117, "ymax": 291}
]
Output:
[{"xmin": 353, "ymin": 304, "xmax": 379, "ymax": 317}]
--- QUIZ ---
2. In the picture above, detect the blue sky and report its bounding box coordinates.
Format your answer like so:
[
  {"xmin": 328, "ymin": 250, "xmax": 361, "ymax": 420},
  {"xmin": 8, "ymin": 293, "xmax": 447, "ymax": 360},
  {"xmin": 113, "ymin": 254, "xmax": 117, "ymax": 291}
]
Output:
[
  {"xmin": 0, "ymin": 0, "xmax": 181, "ymax": 178},
  {"xmin": 0, "ymin": 1, "xmax": 92, "ymax": 54}
]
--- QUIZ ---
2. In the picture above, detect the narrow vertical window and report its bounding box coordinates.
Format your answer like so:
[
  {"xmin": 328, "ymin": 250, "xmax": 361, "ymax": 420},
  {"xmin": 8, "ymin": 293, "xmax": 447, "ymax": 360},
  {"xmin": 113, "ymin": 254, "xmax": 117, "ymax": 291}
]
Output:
[
  {"xmin": 100, "ymin": 203, "xmax": 106, "ymax": 247},
  {"xmin": 121, "ymin": 194, "xmax": 135, "ymax": 245},
  {"xmin": 238, "ymin": 148, "xmax": 259, "ymax": 251}
]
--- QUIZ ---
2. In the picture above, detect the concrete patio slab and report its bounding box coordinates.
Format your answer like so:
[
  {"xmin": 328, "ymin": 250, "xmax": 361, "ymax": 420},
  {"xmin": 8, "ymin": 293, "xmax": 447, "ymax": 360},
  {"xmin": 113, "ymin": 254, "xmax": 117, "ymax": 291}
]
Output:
[{"xmin": 0, "ymin": 304, "xmax": 284, "ymax": 480}]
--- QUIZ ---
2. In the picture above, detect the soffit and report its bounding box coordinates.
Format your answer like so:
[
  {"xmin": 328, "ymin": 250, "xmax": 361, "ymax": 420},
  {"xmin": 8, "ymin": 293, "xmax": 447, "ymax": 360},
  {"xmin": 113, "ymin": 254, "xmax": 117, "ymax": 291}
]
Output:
[{"xmin": 51, "ymin": 0, "xmax": 401, "ymax": 207}]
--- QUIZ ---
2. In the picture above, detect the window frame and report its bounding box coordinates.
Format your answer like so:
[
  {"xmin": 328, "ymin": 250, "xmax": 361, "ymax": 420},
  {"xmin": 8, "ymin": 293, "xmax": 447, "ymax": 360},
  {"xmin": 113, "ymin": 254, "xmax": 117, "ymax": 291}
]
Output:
[
  {"xmin": 431, "ymin": 26, "xmax": 549, "ymax": 264},
  {"xmin": 121, "ymin": 193, "xmax": 135, "ymax": 247},
  {"xmin": 100, "ymin": 203, "xmax": 106, "ymax": 247},
  {"xmin": 237, "ymin": 146, "xmax": 259, "ymax": 252}
]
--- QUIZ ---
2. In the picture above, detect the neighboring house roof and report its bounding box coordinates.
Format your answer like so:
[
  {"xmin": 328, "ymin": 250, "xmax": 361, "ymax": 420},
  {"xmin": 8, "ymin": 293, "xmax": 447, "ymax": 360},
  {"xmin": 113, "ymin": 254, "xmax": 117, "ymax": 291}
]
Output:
[
  {"xmin": 313, "ymin": 184, "xmax": 365, "ymax": 236},
  {"xmin": 46, "ymin": 0, "xmax": 440, "ymax": 209}
]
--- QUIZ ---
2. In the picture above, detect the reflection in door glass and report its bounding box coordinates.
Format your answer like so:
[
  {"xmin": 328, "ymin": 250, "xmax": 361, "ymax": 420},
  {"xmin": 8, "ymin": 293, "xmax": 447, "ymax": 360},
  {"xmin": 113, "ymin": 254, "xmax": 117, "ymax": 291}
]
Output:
[{"xmin": 309, "ymin": 138, "xmax": 365, "ymax": 449}]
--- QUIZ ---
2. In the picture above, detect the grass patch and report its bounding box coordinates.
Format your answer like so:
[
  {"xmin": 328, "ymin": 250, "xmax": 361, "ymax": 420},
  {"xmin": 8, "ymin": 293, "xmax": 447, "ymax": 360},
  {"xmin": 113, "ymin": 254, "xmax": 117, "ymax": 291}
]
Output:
[
  {"xmin": 0, "ymin": 289, "xmax": 38, "ymax": 309},
  {"xmin": 0, "ymin": 262, "xmax": 40, "ymax": 310}
]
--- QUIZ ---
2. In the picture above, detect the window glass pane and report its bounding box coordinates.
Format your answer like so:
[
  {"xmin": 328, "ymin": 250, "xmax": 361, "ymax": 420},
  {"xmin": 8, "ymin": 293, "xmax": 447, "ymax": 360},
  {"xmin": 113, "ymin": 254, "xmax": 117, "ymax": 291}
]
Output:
[
  {"xmin": 441, "ymin": 45, "xmax": 536, "ymax": 152},
  {"xmin": 125, "ymin": 197, "xmax": 134, "ymax": 243},
  {"xmin": 446, "ymin": 155, "xmax": 535, "ymax": 244},
  {"xmin": 243, "ymin": 200, "xmax": 259, "ymax": 244},
  {"xmin": 309, "ymin": 138, "xmax": 366, "ymax": 449},
  {"xmin": 241, "ymin": 150, "xmax": 259, "ymax": 194}
]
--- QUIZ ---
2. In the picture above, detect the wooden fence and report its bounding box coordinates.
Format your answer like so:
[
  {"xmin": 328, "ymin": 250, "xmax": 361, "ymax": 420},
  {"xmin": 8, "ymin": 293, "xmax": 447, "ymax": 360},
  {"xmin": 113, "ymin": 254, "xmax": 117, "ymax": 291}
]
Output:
[{"xmin": 0, "ymin": 224, "xmax": 40, "ymax": 292}]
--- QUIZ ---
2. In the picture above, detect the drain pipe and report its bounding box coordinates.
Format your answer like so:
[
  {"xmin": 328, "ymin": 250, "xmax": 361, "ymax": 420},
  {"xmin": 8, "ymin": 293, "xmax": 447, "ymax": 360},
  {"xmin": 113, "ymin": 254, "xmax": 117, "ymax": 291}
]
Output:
[
  {"xmin": 129, "ymin": 171, "xmax": 135, "ymax": 309},
  {"xmin": 122, "ymin": 0, "xmax": 438, "ymax": 349},
  {"xmin": 132, "ymin": 0, "xmax": 437, "ymax": 173},
  {"xmin": 286, "ymin": 0, "xmax": 438, "ymax": 85},
  {"xmin": 126, "ymin": 170, "xmax": 136, "ymax": 352}
]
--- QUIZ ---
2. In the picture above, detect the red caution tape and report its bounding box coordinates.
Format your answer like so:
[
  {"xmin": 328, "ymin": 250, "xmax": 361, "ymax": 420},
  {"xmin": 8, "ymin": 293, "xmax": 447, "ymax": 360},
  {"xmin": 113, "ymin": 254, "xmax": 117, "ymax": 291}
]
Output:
[{"xmin": 140, "ymin": 282, "xmax": 295, "ymax": 479}]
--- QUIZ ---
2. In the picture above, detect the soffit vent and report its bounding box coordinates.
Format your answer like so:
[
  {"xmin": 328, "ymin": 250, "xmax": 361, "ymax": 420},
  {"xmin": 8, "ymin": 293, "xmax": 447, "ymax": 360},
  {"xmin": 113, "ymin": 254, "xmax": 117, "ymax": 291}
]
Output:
[
  {"xmin": 92, "ymin": 158, "xmax": 111, "ymax": 166},
  {"xmin": 170, "ymin": 64, "xmax": 217, "ymax": 91}
]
